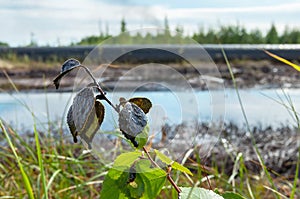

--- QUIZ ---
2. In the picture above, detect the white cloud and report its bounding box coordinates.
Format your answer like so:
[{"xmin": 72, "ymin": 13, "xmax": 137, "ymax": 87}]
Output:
[
  {"xmin": 167, "ymin": 2, "xmax": 300, "ymax": 17},
  {"xmin": 0, "ymin": 1, "xmax": 299, "ymax": 46}
]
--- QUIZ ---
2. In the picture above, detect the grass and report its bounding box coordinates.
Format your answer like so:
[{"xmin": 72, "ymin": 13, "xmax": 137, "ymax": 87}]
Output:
[
  {"xmin": 222, "ymin": 48, "xmax": 280, "ymax": 199},
  {"xmin": 0, "ymin": 120, "xmax": 110, "ymax": 198},
  {"xmin": 0, "ymin": 120, "xmax": 34, "ymax": 198},
  {"xmin": 0, "ymin": 52, "xmax": 63, "ymax": 70},
  {"xmin": 0, "ymin": 107, "xmax": 299, "ymax": 198}
]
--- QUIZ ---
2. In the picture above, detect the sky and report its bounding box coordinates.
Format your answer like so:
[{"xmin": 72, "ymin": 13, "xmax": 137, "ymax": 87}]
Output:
[{"xmin": 0, "ymin": 0, "xmax": 300, "ymax": 46}]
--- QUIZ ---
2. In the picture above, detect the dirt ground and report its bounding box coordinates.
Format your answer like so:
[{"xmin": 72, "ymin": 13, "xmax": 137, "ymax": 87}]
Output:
[{"xmin": 0, "ymin": 59, "xmax": 300, "ymax": 91}]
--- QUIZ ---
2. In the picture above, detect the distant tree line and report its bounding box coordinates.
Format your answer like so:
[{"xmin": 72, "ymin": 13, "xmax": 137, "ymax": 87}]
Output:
[
  {"xmin": 75, "ymin": 19, "xmax": 300, "ymax": 45},
  {"xmin": 0, "ymin": 41, "xmax": 9, "ymax": 47},
  {"xmin": 193, "ymin": 24, "xmax": 300, "ymax": 44}
]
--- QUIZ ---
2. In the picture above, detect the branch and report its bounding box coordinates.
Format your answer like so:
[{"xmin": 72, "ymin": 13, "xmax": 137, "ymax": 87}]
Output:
[
  {"xmin": 79, "ymin": 65, "xmax": 119, "ymax": 113},
  {"xmin": 142, "ymin": 147, "xmax": 181, "ymax": 194},
  {"xmin": 167, "ymin": 165, "xmax": 182, "ymax": 193}
]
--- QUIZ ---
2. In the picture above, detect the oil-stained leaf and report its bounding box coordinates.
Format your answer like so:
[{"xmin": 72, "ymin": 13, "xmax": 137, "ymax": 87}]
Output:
[
  {"xmin": 121, "ymin": 130, "xmax": 139, "ymax": 148},
  {"xmin": 96, "ymin": 93, "xmax": 106, "ymax": 100},
  {"xmin": 129, "ymin": 97, "xmax": 152, "ymax": 114},
  {"xmin": 53, "ymin": 58, "xmax": 81, "ymax": 89},
  {"xmin": 119, "ymin": 102, "xmax": 147, "ymax": 147},
  {"xmin": 128, "ymin": 166, "xmax": 136, "ymax": 183},
  {"xmin": 73, "ymin": 87, "xmax": 95, "ymax": 131},
  {"xmin": 66, "ymin": 105, "xmax": 78, "ymax": 143},
  {"xmin": 95, "ymin": 99, "xmax": 105, "ymax": 126},
  {"xmin": 71, "ymin": 87, "xmax": 105, "ymax": 149}
]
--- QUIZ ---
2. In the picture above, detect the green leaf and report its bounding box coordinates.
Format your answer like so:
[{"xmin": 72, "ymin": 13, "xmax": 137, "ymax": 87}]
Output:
[
  {"xmin": 100, "ymin": 152, "xmax": 142, "ymax": 199},
  {"xmin": 100, "ymin": 153, "xmax": 166, "ymax": 199},
  {"xmin": 180, "ymin": 187, "xmax": 224, "ymax": 199},
  {"xmin": 100, "ymin": 168, "xmax": 129, "ymax": 199},
  {"xmin": 128, "ymin": 174, "xmax": 144, "ymax": 198},
  {"xmin": 172, "ymin": 162, "xmax": 193, "ymax": 176},
  {"xmin": 222, "ymin": 192, "xmax": 247, "ymax": 199},
  {"xmin": 154, "ymin": 149, "xmax": 193, "ymax": 176},
  {"xmin": 135, "ymin": 159, "xmax": 167, "ymax": 199},
  {"xmin": 114, "ymin": 151, "xmax": 142, "ymax": 169},
  {"xmin": 135, "ymin": 124, "xmax": 149, "ymax": 149},
  {"xmin": 154, "ymin": 149, "xmax": 172, "ymax": 164},
  {"xmin": 53, "ymin": 58, "xmax": 81, "ymax": 89}
]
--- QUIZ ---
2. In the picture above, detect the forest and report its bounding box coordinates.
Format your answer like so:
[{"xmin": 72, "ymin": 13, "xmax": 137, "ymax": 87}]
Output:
[{"xmin": 75, "ymin": 18, "xmax": 300, "ymax": 45}]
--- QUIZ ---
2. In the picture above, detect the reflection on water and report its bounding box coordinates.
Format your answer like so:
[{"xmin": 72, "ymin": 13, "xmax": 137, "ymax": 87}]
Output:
[{"xmin": 0, "ymin": 89, "xmax": 300, "ymax": 134}]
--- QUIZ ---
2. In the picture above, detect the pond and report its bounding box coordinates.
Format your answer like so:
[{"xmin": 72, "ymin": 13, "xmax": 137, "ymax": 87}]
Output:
[{"xmin": 0, "ymin": 88, "xmax": 299, "ymax": 134}]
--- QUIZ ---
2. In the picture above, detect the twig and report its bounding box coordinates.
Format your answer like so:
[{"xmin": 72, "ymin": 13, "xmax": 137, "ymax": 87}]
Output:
[
  {"xmin": 79, "ymin": 64, "xmax": 119, "ymax": 113},
  {"xmin": 167, "ymin": 165, "xmax": 182, "ymax": 193},
  {"xmin": 142, "ymin": 147, "xmax": 182, "ymax": 194},
  {"xmin": 142, "ymin": 146, "xmax": 160, "ymax": 168}
]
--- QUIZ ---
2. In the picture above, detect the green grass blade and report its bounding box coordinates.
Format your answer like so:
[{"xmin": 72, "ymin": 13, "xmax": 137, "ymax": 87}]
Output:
[
  {"xmin": 221, "ymin": 48, "xmax": 280, "ymax": 199},
  {"xmin": 0, "ymin": 120, "xmax": 35, "ymax": 199},
  {"xmin": 281, "ymin": 91, "xmax": 300, "ymax": 199},
  {"xmin": 33, "ymin": 121, "xmax": 48, "ymax": 199},
  {"xmin": 264, "ymin": 50, "xmax": 300, "ymax": 198},
  {"xmin": 291, "ymin": 148, "xmax": 300, "ymax": 199},
  {"xmin": 46, "ymin": 169, "xmax": 61, "ymax": 191}
]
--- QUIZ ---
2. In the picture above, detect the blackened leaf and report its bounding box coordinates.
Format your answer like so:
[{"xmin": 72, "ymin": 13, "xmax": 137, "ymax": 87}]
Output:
[
  {"xmin": 129, "ymin": 97, "xmax": 152, "ymax": 114},
  {"xmin": 119, "ymin": 102, "xmax": 147, "ymax": 147},
  {"xmin": 122, "ymin": 130, "xmax": 139, "ymax": 147},
  {"xmin": 119, "ymin": 102, "xmax": 147, "ymax": 136},
  {"xmin": 61, "ymin": 58, "xmax": 81, "ymax": 72},
  {"xmin": 128, "ymin": 166, "xmax": 136, "ymax": 183},
  {"xmin": 66, "ymin": 105, "xmax": 78, "ymax": 143},
  {"xmin": 72, "ymin": 87, "xmax": 102, "ymax": 149},
  {"xmin": 95, "ymin": 99, "xmax": 105, "ymax": 126},
  {"xmin": 96, "ymin": 93, "xmax": 106, "ymax": 100},
  {"xmin": 73, "ymin": 87, "xmax": 95, "ymax": 130},
  {"xmin": 53, "ymin": 58, "xmax": 81, "ymax": 89}
]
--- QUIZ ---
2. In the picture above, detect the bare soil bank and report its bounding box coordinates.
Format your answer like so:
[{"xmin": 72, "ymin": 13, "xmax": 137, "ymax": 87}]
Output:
[{"xmin": 0, "ymin": 59, "xmax": 299, "ymax": 91}]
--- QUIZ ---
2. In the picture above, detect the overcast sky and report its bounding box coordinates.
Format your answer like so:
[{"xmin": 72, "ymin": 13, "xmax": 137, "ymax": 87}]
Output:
[{"xmin": 1, "ymin": 0, "xmax": 300, "ymax": 46}]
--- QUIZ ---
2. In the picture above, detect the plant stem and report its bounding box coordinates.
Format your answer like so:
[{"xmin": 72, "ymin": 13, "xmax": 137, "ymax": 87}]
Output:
[
  {"xmin": 80, "ymin": 65, "xmax": 119, "ymax": 112},
  {"xmin": 167, "ymin": 166, "xmax": 182, "ymax": 193},
  {"xmin": 142, "ymin": 147, "xmax": 182, "ymax": 194},
  {"xmin": 142, "ymin": 146, "xmax": 160, "ymax": 168}
]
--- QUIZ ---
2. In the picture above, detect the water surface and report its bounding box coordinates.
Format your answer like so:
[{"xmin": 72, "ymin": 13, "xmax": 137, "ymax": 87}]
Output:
[{"xmin": 0, "ymin": 89, "xmax": 299, "ymax": 134}]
